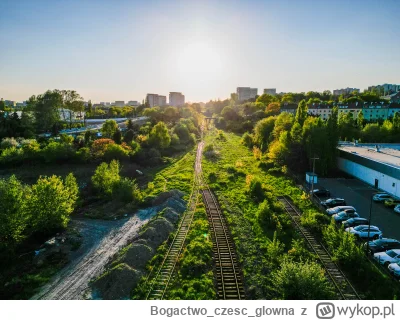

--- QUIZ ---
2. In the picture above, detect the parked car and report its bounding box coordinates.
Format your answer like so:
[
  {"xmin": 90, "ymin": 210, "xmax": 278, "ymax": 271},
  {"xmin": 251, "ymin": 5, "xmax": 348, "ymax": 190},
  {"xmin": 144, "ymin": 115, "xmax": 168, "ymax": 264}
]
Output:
[
  {"xmin": 373, "ymin": 249, "xmax": 400, "ymax": 267},
  {"xmin": 345, "ymin": 225, "xmax": 383, "ymax": 240},
  {"xmin": 373, "ymin": 193, "xmax": 392, "ymax": 202},
  {"xmin": 326, "ymin": 206, "xmax": 356, "ymax": 216},
  {"xmin": 321, "ymin": 198, "xmax": 346, "ymax": 208},
  {"xmin": 394, "ymin": 204, "xmax": 400, "ymax": 214},
  {"xmin": 333, "ymin": 210, "xmax": 360, "ymax": 223},
  {"xmin": 342, "ymin": 217, "xmax": 369, "ymax": 228},
  {"xmin": 311, "ymin": 188, "xmax": 330, "ymax": 197},
  {"xmin": 388, "ymin": 261, "xmax": 400, "ymax": 278},
  {"xmin": 384, "ymin": 198, "xmax": 400, "ymax": 208},
  {"xmin": 363, "ymin": 238, "xmax": 400, "ymax": 254}
]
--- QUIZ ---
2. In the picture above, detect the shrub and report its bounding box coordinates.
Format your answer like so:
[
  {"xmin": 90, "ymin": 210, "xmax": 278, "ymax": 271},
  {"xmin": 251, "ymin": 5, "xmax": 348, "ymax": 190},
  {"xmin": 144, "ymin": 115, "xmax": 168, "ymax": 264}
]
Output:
[
  {"xmin": 208, "ymin": 172, "xmax": 217, "ymax": 183},
  {"xmin": 59, "ymin": 134, "xmax": 74, "ymax": 144},
  {"xmin": 271, "ymin": 258, "xmax": 335, "ymax": 299},
  {"xmin": 91, "ymin": 160, "xmax": 121, "ymax": 196},
  {"xmin": 1, "ymin": 137, "xmax": 18, "ymax": 149},
  {"xmin": 103, "ymin": 144, "xmax": 129, "ymax": 162},
  {"xmin": 123, "ymin": 129, "xmax": 135, "ymax": 143},
  {"xmin": 41, "ymin": 141, "xmax": 75, "ymax": 163},
  {"xmin": 248, "ymin": 177, "xmax": 264, "ymax": 202},
  {"xmin": 91, "ymin": 138, "xmax": 115, "ymax": 159},
  {"xmin": 241, "ymin": 132, "xmax": 253, "ymax": 148},
  {"xmin": 253, "ymin": 146, "xmax": 262, "ymax": 160},
  {"xmin": 0, "ymin": 147, "xmax": 24, "ymax": 165},
  {"xmin": 113, "ymin": 177, "xmax": 142, "ymax": 203},
  {"xmin": 76, "ymin": 147, "xmax": 91, "ymax": 162}
]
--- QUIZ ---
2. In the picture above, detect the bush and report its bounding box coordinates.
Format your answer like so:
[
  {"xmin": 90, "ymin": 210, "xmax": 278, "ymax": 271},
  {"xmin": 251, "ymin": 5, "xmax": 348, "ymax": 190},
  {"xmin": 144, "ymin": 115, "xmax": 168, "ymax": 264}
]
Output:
[
  {"xmin": 248, "ymin": 177, "xmax": 264, "ymax": 202},
  {"xmin": 124, "ymin": 129, "xmax": 135, "ymax": 143},
  {"xmin": 103, "ymin": 144, "xmax": 129, "ymax": 162},
  {"xmin": 41, "ymin": 141, "xmax": 75, "ymax": 163},
  {"xmin": 91, "ymin": 139, "xmax": 115, "ymax": 159},
  {"xmin": 271, "ymin": 258, "xmax": 335, "ymax": 299},
  {"xmin": 92, "ymin": 160, "xmax": 121, "ymax": 196},
  {"xmin": 1, "ymin": 137, "xmax": 18, "ymax": 149},
  {"xmin": 76, "ymin": 147, "xmax": 91, "ymax": 162},
  {"xmin": 0, "ymin": 147, "xmax": 24, "ymax": 165},
  {"xmin": 113, "ymin": 178, "xmax": 142, "ymax": 203},
  {"xmin": 241, "ymin": 132, "xmax": 253, "ymax": 148}
]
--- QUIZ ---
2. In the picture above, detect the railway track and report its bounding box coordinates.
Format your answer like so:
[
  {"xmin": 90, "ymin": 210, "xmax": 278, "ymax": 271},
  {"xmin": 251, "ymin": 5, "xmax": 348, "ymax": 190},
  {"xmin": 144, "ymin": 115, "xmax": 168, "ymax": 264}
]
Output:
[
  {"xmin": 278, "ymin": 196, "xmax": 360, "ymax": 300},
  {"xmin": 145, "ymin": 142, "xmax": 203, "ymax": 300},
  {"xmin": 202, "ymin": 189, "xmax": 245, "ymax": 299}
]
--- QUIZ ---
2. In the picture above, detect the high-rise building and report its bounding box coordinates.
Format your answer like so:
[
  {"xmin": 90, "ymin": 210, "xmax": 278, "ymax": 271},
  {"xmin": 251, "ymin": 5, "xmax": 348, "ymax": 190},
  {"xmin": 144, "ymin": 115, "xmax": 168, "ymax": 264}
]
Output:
[
  {"xmin": 236, "ymin": 87, "xmax": 258, "ymax": 101},
  {"xmin": 368, "ymin": 84, "xmax": 400, "ymax": 95},
  {"xmin": 113, "ymin": 101, "xmax": 125, "ymax": 107},
  {"xmin": 146, "ymin": 94, "xmax": 167, "ymax": 107},
  {"xmin": 127, "ymin": 100, "xmax": 139, "ymax": 107},
  {"xmin": 169, "ymin": 92, "xmax": 185, "ymax": 107},
  {"xmin": 263, "ymin": 88, "xmax": 277, "ymax": 95},
  {"xmin": 333, "ymin": 88, "xmax": 360, "ymax": 96}
]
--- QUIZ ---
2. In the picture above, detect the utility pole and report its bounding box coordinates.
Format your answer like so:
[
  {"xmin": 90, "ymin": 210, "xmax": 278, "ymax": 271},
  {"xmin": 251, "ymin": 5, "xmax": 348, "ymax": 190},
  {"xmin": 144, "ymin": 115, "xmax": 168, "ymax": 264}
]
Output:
[{"xmin": 310, "ymin": 156, "xmax": 319, "ymax": 195}]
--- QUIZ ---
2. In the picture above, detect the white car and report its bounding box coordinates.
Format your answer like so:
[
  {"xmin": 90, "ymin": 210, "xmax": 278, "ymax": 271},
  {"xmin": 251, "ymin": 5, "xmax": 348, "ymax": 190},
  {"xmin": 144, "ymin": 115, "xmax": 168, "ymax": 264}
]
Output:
[
  {"xmin": 345, "ymin": 225, "xmax": 383, "ymax": 240},
  {"xmin": 373, "ymin": 249, "xmax": 400, "ymax": 267},
  {"xmin": 394, "ymin": 204, "xmax": 400, "ymax": 214},
  {"xmin": 326, "ymin": 206, "xmax": 356, "ymax": 216},
  {"xmin": 373, "ymin": 193, "xmax": 391, "ymax": 202},
  {"xmin": 388, "ymin": 261, "xmax": 400, "ymax": 278}
]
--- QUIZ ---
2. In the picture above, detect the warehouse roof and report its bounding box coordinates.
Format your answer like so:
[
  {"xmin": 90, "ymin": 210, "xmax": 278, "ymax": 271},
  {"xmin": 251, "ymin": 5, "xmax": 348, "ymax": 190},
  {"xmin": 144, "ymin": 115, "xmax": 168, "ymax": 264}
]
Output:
[{"xmin": 338, "ymin": 144, "xmax": 400, "ymax": 170}]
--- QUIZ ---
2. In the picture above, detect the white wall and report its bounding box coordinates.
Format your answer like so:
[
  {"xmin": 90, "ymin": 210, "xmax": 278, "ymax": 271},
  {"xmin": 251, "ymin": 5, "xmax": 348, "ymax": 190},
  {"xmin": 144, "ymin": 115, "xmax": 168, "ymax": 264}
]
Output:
[{"xmin": 338, "ymin": 157, "xmax": 400, "ymax": 197}]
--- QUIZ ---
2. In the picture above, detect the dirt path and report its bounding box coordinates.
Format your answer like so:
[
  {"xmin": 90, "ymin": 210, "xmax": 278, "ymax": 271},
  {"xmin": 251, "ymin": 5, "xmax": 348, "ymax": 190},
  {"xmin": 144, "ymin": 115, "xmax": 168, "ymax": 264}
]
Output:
[{"xmin": 33, "ymin": 208, "xmax": 158, "ymax": 300}]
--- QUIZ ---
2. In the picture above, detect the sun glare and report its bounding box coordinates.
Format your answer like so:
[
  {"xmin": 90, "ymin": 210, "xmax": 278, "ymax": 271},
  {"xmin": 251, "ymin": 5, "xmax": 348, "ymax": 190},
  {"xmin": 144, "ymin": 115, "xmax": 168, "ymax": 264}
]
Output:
[{"xmin": 176, "ymin": 42, "xmax": 223, "ymax": 79}]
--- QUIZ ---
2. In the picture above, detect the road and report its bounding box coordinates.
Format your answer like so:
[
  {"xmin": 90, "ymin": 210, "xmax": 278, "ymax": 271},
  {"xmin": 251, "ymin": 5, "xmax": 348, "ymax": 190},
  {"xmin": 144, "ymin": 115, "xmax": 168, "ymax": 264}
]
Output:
[
  {"xmin": 317, "ymin": 178, "xmax": 400, "ymax": 241},
  {"xmin": 33, "ymin": 209, "xmax": 158, "ymax": 300}
]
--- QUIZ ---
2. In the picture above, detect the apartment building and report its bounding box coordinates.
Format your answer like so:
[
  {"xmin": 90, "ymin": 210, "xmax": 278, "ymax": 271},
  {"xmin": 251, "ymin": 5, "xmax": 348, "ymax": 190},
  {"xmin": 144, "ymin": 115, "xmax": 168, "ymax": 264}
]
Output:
[
  {"xmin": 169, "ymin": 92, "xmax": 185, "ymax": 107},
  {"xmin": 146, "ymin": 94, "xmax": 167, "ymax": 107},
  {"xmin": 333, "ymin": 88, "xmax": 360, "ymax": 96},
  {"xmin": 237, "ymin": 87, "xmax": 258, "ymax": 102},
  {"xmin": 368, "ymin": 84, "xmax": 400, "ymax": 95},
  {"xmin": 263, "ymin": 88, "xmax": 277, "ymax": 95}
]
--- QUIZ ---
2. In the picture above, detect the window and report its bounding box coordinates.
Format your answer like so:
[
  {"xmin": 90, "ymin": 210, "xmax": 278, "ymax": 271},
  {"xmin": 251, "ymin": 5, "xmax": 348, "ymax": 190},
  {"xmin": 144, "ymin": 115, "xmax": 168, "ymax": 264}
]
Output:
[{"xmin": 393, "ymin": 183, "xmax": 395, "ymax": 187}]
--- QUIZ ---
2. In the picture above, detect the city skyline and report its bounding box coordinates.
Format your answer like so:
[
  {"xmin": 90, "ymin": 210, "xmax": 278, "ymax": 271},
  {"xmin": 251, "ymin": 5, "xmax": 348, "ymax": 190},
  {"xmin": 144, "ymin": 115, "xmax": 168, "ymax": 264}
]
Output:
[{"xmin": 1, "ymin": 0, "xmax": 400, "ymax": 102}]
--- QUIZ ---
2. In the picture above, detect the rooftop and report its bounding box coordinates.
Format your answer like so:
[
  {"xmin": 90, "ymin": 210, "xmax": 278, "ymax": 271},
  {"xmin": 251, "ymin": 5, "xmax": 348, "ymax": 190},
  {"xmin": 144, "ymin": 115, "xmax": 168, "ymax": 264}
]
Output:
[{"xmin": 338, "ymin": 144, "xmax": 400, "ymax": 170}]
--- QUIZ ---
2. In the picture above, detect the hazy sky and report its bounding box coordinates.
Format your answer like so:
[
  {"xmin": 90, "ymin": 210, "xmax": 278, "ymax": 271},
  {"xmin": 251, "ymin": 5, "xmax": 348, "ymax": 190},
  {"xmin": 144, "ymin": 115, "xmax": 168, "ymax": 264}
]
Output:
[{"xmin": 1, "ymin": 0, "xmax": 399, "ymax": 103}]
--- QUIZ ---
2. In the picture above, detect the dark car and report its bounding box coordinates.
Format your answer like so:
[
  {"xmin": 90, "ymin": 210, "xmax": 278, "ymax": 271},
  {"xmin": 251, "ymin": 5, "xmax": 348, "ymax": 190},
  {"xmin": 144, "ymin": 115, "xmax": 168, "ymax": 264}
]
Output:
[
  {"xmin": 342, "ymin": 217, "xmax": 369, "ymax": 228},
  {"xmin": 364, "ymin": 238, "xmax": 400, "ymax": 254},
  {"xmin": 333, "ymin": 210, "xmax": 359, "ymax": 223},
  {"xmin": 311, "ymin": 188, "xmax": 330, "ymax": 197},
  {"xmin": 321, "ymin": 198, "xmax": 346, "ymax": 208}
]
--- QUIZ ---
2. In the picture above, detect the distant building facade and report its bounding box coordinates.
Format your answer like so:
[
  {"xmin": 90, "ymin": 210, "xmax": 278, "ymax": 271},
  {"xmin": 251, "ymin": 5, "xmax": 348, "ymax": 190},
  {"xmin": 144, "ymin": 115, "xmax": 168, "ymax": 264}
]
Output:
[
  {"xmin": 113, "ymin": 101, "xmax": 125, "ymax": 107},
  {"xmin": 280, "ymin": 102, "xmax": 400, "ymax": 121},
  {"xmin": 368, "ymin": 84, "xmax": 400, "ymax": 95},
  {"xmin": 263, "ymin": 88, "xmax": 277, "ymax": 95},
  {"xmin": 333, "ymin": 88, "xmax": 360, "ymax": 96},
  {"xmin": 237, "ymin": 87, "xmax": 258, "ymax": 102},
  {"xmin": 146, "ymin": 94, "xmax": 167, "ymax": 107},
  {"xmin": 127, "ymin": 100, "xmax": 139, "ymax": 107},
  {"xmin": 169, "ymin": 92, "xmax": 185, "ymax": 107}
]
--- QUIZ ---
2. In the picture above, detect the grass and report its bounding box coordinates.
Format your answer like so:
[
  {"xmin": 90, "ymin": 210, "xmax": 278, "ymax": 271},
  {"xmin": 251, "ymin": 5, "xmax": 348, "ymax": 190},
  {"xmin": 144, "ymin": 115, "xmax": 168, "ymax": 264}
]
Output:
[{"xmin": 201, "ymin": 128, "xmax": 333, "ymax": 299}]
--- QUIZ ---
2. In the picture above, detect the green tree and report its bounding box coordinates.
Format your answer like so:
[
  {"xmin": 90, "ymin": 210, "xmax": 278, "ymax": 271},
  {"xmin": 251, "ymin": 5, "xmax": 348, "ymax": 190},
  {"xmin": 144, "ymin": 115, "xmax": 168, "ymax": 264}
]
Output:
[
  {"xmin": 91, "ymin": 160, "xmax": 121, "ymax": 196},
  {"xmin": 113, "ymin": 128, "xmax": 122, "ymax": 144},
  {"xmin": 256, "ymin": 93, "xmax": 278, "ymax": 106},
  {"xmin": 101, "ymin": 119, "xmax": 118, "ymax": 138},
  {"xmin": 30, "ymin": 90, "xmax": 62, "ymax": 132},
  {"xmin": 295, "ymin": 100, "xmax": 308, "ymax": 125},
  {"xmin": 126, "ymin": 119, "xmax": 134, "ymax": 130},
  {"xmin": 357, "ymin": 110, "xmax": 364, "ymax": 129},
  {"xmin": 149, "ymin": 121, "xmax": 171, "ymax": 149},
  {"xmin": 393, "ymin": 112, "xmax": 400, "ymax": 130},
  {"xmin": 0, "ymin": 99, "xmax": 5, "ymax": 111},
  {"xmin": 0, "ymin": 175, "xmax": 30, "ymax": 248},
  {"xmin": 87, "ymin": 100, "xmax": 93, "ymax": 114},
  {"xmin": 29, "ymin": 175, "xmax": 78, "ymax": 232},
  {"xmin": 265, "ymin": 102, "xmax": 280, "ymax": 116},
  {"xmin": 124, "ymin": 129, "xmax": 135, "ymax": 143},
  {"xmin": 253, "ymin": 116, "xmax": 276, "ymax": 151},
  {"xmin": 271, "ymin": 258, "xmax": 335, "ymax": 299}
]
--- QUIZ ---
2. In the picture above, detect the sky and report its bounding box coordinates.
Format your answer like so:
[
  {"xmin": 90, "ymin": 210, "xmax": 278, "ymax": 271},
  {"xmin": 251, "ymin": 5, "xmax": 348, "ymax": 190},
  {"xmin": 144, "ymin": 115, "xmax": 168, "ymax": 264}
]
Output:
[{"xmin": 1, "ymin": 0, "xmax": 399, "ymax": 103}]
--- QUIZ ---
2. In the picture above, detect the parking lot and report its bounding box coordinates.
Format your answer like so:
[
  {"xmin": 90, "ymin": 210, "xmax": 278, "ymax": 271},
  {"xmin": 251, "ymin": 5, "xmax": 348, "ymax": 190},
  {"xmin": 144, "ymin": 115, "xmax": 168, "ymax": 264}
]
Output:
[{"xmin": 317, "ymin": 178, "xmax": 400, "ymax": 241}]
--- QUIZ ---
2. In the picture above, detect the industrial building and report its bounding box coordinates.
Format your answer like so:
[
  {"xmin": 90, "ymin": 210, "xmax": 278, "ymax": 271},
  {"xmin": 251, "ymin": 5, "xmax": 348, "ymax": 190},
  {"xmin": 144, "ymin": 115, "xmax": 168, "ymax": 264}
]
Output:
[{"xmin": 338, "ymin": 144, "xmax": 400, "ymax": 198}]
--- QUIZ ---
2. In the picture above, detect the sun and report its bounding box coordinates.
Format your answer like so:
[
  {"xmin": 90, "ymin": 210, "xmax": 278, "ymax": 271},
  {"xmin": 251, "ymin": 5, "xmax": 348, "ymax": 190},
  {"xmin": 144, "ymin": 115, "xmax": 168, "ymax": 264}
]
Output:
[{"xmin": 176, "ymin": 42, "xmax": 223, "ymax": 77}]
